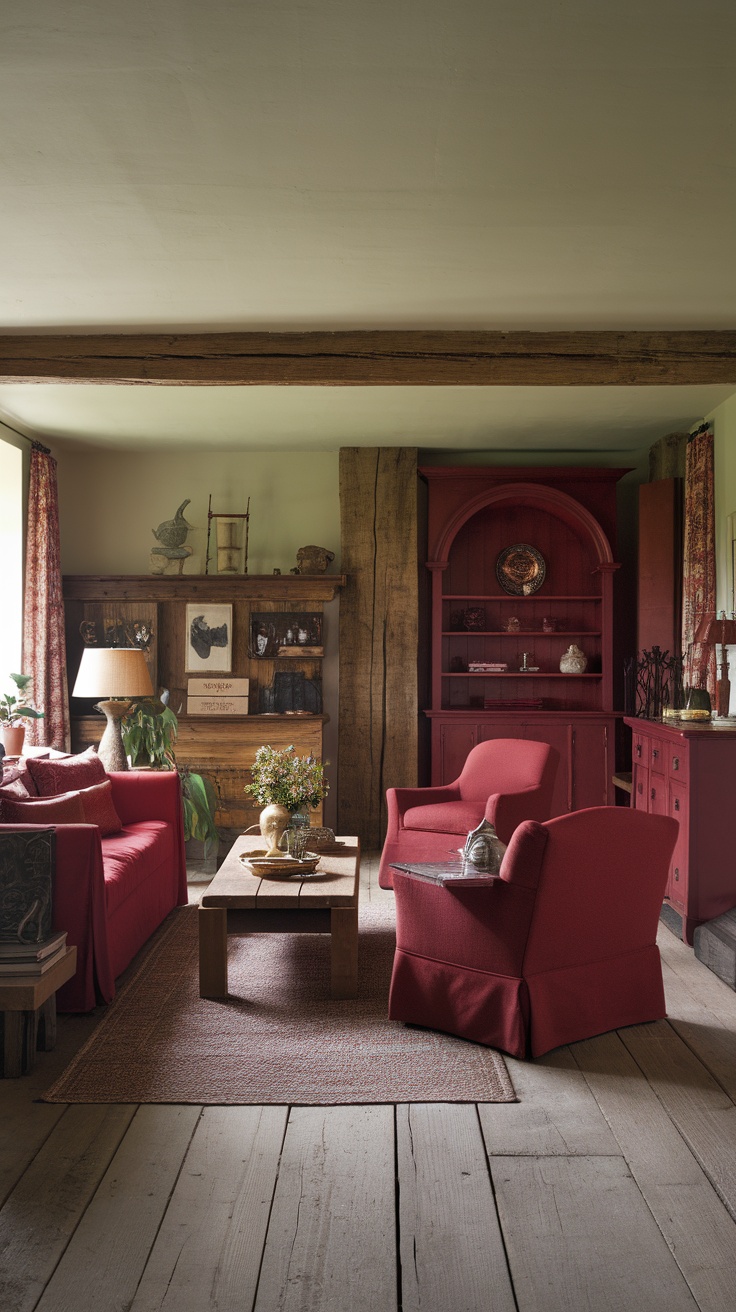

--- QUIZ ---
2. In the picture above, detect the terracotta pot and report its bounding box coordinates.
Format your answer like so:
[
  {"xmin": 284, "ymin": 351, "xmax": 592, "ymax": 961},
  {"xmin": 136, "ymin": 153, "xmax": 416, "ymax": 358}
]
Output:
[
  {"xmin": 258, "ymin": 802, "xmax": 292, "ymax": 857},
  {"xmin": 1, "ymin": 724, "xmax": 25, "ymax": 757}
]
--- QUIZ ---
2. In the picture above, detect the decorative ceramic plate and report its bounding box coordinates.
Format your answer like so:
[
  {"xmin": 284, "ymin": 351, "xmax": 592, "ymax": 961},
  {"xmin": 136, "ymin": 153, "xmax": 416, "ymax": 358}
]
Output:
[
  {"xmin": 496, "ymin": 544, "xmax": 546, "ymax": 596},
  {"xmin": 239, "ymin": 852, "xmax": 321, "ymax": 878}
]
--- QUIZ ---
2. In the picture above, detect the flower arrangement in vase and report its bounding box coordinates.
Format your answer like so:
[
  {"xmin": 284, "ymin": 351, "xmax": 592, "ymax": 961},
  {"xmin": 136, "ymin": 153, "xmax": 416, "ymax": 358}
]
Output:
[
  {"xmin": 244, "ymin": 744, "xmax": 329, "ymax": 856},
  {"xmin": 0, "ymin": 673, "xmax": 44, "ymax": 756}
]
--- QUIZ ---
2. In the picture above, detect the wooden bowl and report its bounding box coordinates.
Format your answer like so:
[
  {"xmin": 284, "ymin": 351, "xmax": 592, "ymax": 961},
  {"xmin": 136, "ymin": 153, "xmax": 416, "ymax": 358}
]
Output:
[{"xmin": 239, "ymin": 852, "xmax": 321, "ymax": 878}]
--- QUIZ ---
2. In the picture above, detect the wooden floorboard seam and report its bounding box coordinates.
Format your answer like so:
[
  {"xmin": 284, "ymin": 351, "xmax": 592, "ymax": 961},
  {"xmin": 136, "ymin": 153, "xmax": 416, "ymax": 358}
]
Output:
[
  {"xmin": 474, "ymin": 1104, "xmax": 522, "ymax": 1312},
  {"xmin": 392, "ymin": 1105, "xmax": 406, "ymax": 1312},
  {"xmin": 121, "ymin": 1103, "xmax": 205, "ymax": 1312},
  {"xmin": 665, "ymin": 1015, "xmax": 736, "ymax": 1104},
  {"xmin": 248, "ymin": 1104, "xmax": 293, "ymax": 1312}
]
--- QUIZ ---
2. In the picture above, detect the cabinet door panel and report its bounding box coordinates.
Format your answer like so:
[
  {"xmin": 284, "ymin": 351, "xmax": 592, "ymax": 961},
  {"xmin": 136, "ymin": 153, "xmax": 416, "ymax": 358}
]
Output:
[
  {"xmin": 572, "ymin": 721, "xmax": 614, "ymax": 810},
  {"xmin": 436, "ymin": 722, "xmax": 478, "ymax": 785},
  {"xmin": 481, "ymin": 720, "xmax": 571, "ymax": 818}
]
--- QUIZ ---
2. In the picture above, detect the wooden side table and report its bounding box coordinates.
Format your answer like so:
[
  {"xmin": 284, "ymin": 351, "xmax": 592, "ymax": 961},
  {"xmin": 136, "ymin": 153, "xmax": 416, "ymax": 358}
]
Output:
[{"xmin": 0, "ymin": 947, "xmax": 77, "ymax": 1077}]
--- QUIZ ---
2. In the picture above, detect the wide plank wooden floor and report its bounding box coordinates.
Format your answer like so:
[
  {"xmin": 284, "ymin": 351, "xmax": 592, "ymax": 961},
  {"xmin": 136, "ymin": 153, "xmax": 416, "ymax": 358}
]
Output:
[{"xmin": 1, "ymin": 853, "xmax": 736, "ymax": 1312}]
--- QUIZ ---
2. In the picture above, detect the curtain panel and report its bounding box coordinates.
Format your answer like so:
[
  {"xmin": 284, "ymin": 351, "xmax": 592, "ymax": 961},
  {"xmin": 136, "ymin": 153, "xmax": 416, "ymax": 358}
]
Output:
[
  {"xmin": 681, "ymin": 425, "xmax": 717, "ymax": 700},
  {"xmin": 22, "ymin": 443, "xmax": 70, "ymax": 750}
]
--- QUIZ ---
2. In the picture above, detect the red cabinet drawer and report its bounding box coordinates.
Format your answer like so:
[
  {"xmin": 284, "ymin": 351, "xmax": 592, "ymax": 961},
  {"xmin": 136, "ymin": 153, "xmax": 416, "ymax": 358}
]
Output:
[
  {"xmin": 648, "ymin": 774, "xmax": 667, "ymax": 814},
  {"xmin": 650, "ymin": 741, "xmax": 665, "ymax": 775},
  {"xmin": 632, "ymin": 733, "xmax": 650, "ymax": 767},
  {"xmin": 668, "ymin": 744, "xmax": 689, "ymax": 783}
]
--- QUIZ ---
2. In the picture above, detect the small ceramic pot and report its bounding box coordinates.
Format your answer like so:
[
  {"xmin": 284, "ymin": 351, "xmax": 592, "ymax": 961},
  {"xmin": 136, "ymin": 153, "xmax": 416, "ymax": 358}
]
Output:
[{"xmin": 559, "ymin": 644, "xmax": 588, "ymax": 674}]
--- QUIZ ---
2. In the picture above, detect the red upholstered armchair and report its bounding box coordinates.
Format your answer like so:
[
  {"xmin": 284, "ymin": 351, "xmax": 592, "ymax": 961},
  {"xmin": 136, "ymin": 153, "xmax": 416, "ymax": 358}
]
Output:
[
  {"xmin": 378, "ymin": 738, "xmax": 559, "ymax": 889},
  {"xmin": 388, "ymin": 806, "xmax": 678, "ymax": 1058}
]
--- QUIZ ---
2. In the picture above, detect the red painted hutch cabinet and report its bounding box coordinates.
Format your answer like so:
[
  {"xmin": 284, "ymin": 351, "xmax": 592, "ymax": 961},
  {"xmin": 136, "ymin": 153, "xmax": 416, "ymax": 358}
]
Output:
[{"xmin": 421, "ymin": 466, "xmax": 628, "ymax": 818}]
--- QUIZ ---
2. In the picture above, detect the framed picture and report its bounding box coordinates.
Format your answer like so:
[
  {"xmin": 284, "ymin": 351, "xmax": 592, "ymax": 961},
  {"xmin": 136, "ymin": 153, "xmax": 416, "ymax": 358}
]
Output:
[
  {"xmin": 185, "ymin": 603, "xmax": 233, "ymax": 673},
  {"xmin": 250, "ymin": 612, "xmax": 323, "ymax": 658}
]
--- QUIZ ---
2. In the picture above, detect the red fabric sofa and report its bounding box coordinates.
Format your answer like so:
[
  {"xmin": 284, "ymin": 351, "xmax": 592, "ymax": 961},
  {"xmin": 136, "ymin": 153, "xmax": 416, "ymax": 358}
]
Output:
[
  {"xmin": 378, "ymin": 738, "xmax": 559, "ymax": 889},
  {"xmin": 0, "ymin": 770, "xmax": 188, "ymax": 1011},
  {"xmin": 388, "ymin": 806, "xmax": 678, "ymax": 1058}
]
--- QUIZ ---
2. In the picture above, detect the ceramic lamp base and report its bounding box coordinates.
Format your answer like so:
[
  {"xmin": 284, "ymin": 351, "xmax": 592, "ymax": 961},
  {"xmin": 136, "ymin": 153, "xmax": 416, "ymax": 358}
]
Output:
[{"xmin": 95, "ymin": 700, "xmax": 131, "ymax": 772}]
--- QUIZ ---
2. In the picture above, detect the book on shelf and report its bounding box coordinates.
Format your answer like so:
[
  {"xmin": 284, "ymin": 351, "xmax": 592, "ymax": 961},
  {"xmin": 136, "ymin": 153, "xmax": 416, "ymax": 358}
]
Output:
[
  {"xmin": 0, "ymin": 941, "xmax": 68, "ymax": 975},
  {"xmin": 0, "ymin": 930, "xmax": 67, "ymax": 961}
]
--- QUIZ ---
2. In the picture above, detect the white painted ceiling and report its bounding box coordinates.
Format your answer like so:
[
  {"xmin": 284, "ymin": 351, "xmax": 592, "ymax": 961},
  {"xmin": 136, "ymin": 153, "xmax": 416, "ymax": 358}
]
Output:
[{"xmin": 1, "ymin": 0, "xmax": 735, "ymax": 451}]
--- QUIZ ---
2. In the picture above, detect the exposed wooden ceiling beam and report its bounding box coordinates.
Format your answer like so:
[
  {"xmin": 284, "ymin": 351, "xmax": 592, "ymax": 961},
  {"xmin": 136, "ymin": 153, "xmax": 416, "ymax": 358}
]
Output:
[{"xmin": 1, "ymin": 330, "xmax": 735, "ymax": 385}]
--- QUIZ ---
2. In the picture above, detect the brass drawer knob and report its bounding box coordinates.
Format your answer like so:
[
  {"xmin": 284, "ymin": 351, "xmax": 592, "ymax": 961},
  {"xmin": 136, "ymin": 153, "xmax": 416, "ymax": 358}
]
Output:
[{"xmin": 672, "ymin": 756, "xmax": 680, "ymax": 770}]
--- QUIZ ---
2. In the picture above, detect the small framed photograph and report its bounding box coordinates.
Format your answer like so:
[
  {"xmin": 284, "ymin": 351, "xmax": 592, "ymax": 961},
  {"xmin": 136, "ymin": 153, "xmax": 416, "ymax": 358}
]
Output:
[
  {"xmin": 185, "ymin": 604, "xmax": 233, "ymax": 673},
  {"xmin": 250, "ymin": 611, "xmax": 324, "ymax": 658}
]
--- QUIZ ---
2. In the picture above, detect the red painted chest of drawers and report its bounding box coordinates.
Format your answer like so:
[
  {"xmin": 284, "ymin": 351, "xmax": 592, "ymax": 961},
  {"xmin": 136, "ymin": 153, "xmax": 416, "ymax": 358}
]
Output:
[{"xmin": 625, "ymin": 717, "xmax": 736, "ymax": 943}]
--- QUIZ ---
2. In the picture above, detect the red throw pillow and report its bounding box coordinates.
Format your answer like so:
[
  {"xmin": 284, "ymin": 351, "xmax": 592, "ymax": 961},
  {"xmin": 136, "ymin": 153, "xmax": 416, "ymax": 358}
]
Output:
[
  {"xmin": 78, "ymin": 780, "xmax": 123, "ymax": 836},
  {"xmin": 0, "ymin": 778, "xmax": 30, "ymax": 801},
  {"xmin": 1, "ymin": 761, "xmax": 39, "ymax": 794},
  {"xmin": 0, "ymin": 791, "xmax": 86, "ymax": 825},
  {"xmin": 26, "ymin": 746, "xmax": 107, "ymax": 797}
]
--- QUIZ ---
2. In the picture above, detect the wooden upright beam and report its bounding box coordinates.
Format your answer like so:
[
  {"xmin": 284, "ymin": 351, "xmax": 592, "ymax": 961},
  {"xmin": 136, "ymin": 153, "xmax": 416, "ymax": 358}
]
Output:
[
  {"xmin": 1, "ymin": 331, "xmax": 735, "ymax": 385},
  {"xmin": 338, "ymin": 448, "xmax": 419, "ymax": 848}
]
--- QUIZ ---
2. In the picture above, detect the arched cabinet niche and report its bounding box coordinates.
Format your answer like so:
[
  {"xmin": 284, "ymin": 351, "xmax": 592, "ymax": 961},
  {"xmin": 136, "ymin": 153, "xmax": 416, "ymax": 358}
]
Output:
[{"xmin": 422, "ymin": 466, "xmax": 627, "ymax": 818}]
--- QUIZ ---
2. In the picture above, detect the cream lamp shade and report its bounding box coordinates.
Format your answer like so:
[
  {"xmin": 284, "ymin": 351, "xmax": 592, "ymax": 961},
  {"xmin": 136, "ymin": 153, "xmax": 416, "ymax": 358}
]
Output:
[
  {"xmin": 72, "ymin": 648, "xmax": 153, "ymax": 770},
  {"xmin": 72, "ymin": 647, "xmax": 154, "ymax": 699}
]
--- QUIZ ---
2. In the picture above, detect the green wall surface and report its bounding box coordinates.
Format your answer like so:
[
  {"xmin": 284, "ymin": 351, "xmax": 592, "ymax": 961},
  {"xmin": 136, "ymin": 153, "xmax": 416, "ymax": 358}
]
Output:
[
  {"xmin": 56, "ymin": 448, "xmax": 341, "ymax": 576},
  {"xmin": 710, "ymin": 392, "xmax": 736, "ymax": 619}
]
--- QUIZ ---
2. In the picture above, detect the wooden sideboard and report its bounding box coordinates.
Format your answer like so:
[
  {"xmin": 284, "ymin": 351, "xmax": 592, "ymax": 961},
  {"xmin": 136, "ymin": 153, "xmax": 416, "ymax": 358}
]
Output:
[
  {"xmin": 627, "ymin": 716, "xmax": 736, "ymax": 943},
  {"xmin": 71, "ymin": 712, "xmax": 327, "ymax": 835},
  {"xmin": 64, "ymin": 574, "xmax": 345, "ymax": 841}
]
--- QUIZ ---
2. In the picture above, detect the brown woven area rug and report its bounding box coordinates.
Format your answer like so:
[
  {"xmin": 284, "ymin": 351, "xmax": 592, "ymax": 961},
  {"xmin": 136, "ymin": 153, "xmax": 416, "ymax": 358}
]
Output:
[{"xmin": 43, "ymin": 903, "xmax": 515, "ymax": 1104}]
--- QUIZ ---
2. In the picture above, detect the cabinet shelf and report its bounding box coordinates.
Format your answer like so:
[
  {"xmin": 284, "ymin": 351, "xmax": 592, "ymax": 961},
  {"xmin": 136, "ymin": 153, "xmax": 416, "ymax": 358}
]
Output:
[
  {"xmin": 442, "ymin": 630, "xmax": 602, "ymax": 638},
  {"xmin": 442, "ymin": 594, "xmax": 602, "ymax": 603},
  {"xmin": 442, "ymin": 672, "xmax": 603, "ymax": 679}
]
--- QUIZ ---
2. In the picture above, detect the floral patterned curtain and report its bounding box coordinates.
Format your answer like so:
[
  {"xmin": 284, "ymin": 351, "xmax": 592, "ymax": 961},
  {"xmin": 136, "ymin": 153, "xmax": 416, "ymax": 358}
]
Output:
[
  {"xmin": 22, "ymin": 443, "xmax": 70, "ymax": 750},
  {"xmin": 681, "ymin": 424, "xmax": 717, "ymax": 699}
]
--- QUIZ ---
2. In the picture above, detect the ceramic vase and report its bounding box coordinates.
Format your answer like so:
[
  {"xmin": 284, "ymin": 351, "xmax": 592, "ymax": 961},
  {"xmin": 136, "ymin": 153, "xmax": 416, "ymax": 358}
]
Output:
[
  {"xmin": 259, "ymin": 802, "xmax": 292, "ymax": 857},
  {"xmin": 559, "ymin": 644, "xmax": 588, "ymax": 674}
]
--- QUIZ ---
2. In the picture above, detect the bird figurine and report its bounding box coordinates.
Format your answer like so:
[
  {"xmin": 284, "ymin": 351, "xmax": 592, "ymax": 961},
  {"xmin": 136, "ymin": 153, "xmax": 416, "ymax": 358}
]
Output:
[
  {"xmin": 150, "ymin": 500, "xmax": 194, "ymax": 575},
  {"xmin": 152, "ymin": 500, "xmax": 193, "ymax": 548}
]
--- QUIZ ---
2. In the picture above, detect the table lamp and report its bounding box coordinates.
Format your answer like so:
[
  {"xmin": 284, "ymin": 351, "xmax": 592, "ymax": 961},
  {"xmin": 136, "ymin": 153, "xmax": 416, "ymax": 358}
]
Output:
[
  {"xmin": 693, "ymin": 611, "xmax": 736, "ymax": 718},
  {"xmin": 71, "ymin": 648, "xmax": 153, "ymax": 770}
]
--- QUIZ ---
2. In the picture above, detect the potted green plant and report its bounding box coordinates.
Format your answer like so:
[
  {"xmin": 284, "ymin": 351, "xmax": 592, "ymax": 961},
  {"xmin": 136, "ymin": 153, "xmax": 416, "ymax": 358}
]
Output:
[
  {"xmin": 244, "ymin": 743, "xmax": 329, "ymax": 854},
  {"xmin": 121, "ymin": 695, "xmax": 219, "ymax": 860},
  {"xmin": 0, "ymin": 673, "xmax": 44, "ymax": 757}
]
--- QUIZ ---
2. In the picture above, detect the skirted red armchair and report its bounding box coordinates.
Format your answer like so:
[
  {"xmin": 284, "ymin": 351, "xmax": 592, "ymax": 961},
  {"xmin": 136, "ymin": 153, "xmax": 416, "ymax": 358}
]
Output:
[
  {"xmin": 378, "ymin": 738, "xmax": 559, "ymax": 889},
  {"xmin": 388, "ymin": 806, "xmax": 678, "ymax": 1058}
]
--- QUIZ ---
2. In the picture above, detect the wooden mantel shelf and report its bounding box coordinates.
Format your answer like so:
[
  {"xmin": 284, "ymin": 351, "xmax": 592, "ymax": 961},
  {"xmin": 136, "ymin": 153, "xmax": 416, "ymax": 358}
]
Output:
[{"xmin": 62, "ymin": 574, "xmax": 346, "ymax": 602}]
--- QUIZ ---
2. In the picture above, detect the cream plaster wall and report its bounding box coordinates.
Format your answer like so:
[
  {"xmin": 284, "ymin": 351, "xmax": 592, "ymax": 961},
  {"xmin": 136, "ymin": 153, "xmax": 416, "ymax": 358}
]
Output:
[
  {"xmin": 710, "ymin": 393, "xmax": 736, "ymax": 618},
  {"xmin": 55, "ymin": 448, "xmax": 340, "ymax": 576}
]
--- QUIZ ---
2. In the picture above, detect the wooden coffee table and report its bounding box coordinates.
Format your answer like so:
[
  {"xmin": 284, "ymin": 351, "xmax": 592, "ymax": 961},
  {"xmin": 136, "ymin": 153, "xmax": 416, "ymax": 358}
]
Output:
[{"xmin": 199, "ymin": 835, "xmax": 360, "ymax": 1000}]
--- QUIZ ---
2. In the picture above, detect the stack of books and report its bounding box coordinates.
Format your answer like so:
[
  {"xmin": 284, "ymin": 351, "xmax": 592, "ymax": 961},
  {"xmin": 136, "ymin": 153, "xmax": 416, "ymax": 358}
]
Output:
[
  {"xmin": 0, "ymin": 930, "xmax": 68, "ymax": 976},
  {"xmin": 468, "ymin": 662, "xmax": 508, "ymax": 673}
]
